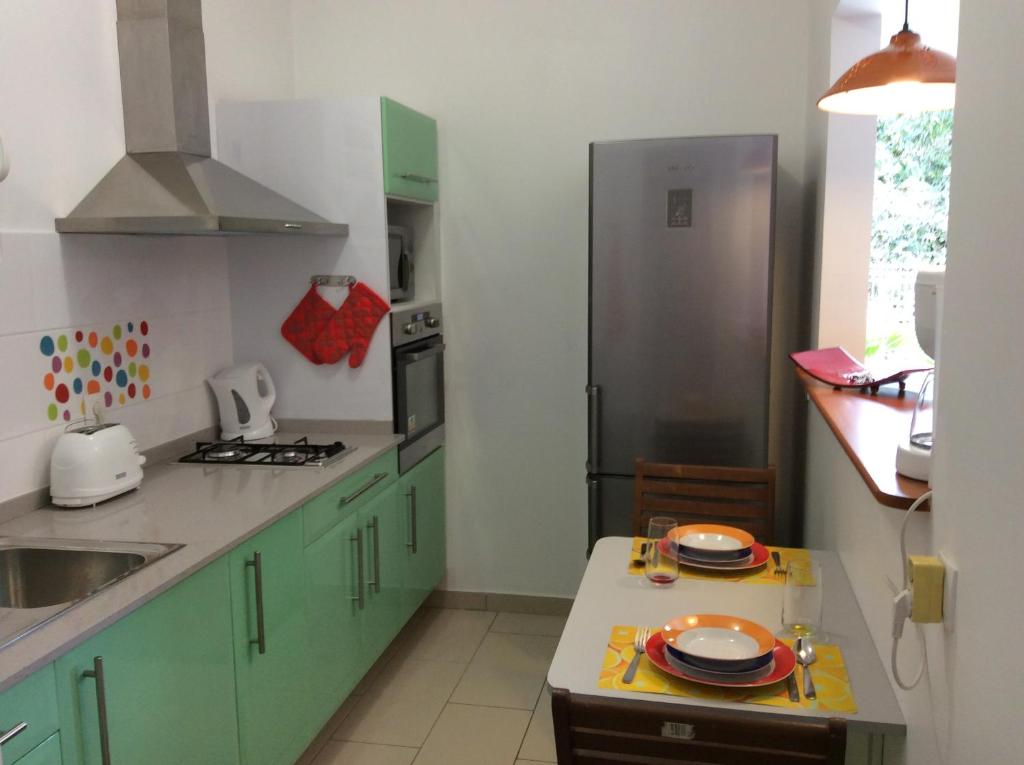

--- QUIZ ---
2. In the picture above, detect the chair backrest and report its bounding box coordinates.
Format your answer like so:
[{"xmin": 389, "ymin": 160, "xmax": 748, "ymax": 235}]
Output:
[
  {"xmin": 551, "ymin": 688, "xmax": 847, "ymax": 765},
  {"xmin": 632, "ymin": 459, "xmax": 776, "ymax": 543}
]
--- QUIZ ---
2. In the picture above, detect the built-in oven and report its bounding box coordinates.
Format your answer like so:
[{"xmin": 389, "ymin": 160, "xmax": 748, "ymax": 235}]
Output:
[{"xmin": 391, "ymin": 302, "xmax": 444, "ymax": 473}]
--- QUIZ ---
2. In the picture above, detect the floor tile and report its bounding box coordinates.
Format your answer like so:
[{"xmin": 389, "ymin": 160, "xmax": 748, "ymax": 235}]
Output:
[
  {"xmin": 332, "ymin": 659, "xmax": 466, "ymax": 747},
  {"xmin": 413, "ymin": 703, "xmax": 532, "ymax": 765},
  {"xmin": 313, "ymin": 741, "xmax": 418, "ymax": 765},
  {"xmin": 449, "ymin": 632, "xmax": 558, "ymax": 709},
  {"xmin": 518, "ymin": 688, "xmax": 556, "ymax": 762},
  {"xmin": 295, "ymin": 693, "xmax": 363, "ymax": 765},
  {"xmin": 391, "ymin": 608, "xmax": 496, "ymax": 663},
  {"xmin": 491, "ymin": 612, "xmax": 568, "ymax": 637}
]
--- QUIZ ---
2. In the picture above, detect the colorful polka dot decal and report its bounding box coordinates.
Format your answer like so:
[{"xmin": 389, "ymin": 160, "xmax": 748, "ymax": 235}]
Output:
[{"xmin": 40, "ymin": 320, "xmax": 153, "ymax": 421}]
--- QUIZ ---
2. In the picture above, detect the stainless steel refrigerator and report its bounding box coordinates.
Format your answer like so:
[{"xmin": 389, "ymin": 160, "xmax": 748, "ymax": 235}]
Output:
[{"xmin": 587, "ymin": 135, "xmax": 777, "ymax": 549}]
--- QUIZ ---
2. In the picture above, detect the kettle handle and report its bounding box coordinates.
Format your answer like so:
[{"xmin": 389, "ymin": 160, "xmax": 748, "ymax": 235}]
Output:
[{"xmin": 254, "ymin": 364, "xmax": 276, "ymax": 401}]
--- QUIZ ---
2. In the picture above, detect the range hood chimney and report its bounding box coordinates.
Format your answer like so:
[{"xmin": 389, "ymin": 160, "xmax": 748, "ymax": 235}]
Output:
[{"xmin": 56, "ymin": 0, "xmax": 347, "ymax": 236}]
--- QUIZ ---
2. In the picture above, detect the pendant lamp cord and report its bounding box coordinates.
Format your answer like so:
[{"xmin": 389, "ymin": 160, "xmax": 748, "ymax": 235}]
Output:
[{"xmin": 903, "ymin": 0, "xmax": 910, "ymax": 31}]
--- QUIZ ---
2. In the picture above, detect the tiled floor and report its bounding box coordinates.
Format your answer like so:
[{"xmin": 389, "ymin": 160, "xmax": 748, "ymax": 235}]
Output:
[{"xmin": 303, "ymin": 608, "xmax": 565, "ymax": 765}]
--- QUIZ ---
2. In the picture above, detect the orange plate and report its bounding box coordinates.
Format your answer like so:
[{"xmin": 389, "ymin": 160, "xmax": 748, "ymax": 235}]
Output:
[
  {"xmin": 660, "ymin": 614, "xmax": 775, "ymax": 660},
  {"xmin": 668, "ymin": 524, "xmax": 755, "ymax": 552}
]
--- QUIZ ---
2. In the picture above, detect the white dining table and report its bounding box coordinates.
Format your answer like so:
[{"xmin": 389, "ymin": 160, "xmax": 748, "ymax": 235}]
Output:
[{"xmin": 547, "ymin": 537, "xmax": 907, "ymax": 763}]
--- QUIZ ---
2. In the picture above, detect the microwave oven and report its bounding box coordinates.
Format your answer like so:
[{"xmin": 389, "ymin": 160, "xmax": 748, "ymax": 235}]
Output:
[{"xmin": 388, "ymin": 225, "xmax": 414, "ymax": 302}]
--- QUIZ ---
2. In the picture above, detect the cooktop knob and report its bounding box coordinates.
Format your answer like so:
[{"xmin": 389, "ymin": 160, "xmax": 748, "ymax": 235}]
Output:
[
  {"xmin": 425, "ymin": 317, "xmax": 440, "ymax": 328},
  {"xmin": 403, "ymin": 323, "xmax": 418, "ymax": 335}
]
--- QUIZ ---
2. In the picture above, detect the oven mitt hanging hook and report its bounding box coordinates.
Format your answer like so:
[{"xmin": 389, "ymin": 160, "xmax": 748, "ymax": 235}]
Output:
[
  {"xmin": 280, "ymin": 285, "xmax": 336, "ymax": 364},
  {"xmin": 312, "ymin": 281, "xmax": 391, "ymax": 368}
]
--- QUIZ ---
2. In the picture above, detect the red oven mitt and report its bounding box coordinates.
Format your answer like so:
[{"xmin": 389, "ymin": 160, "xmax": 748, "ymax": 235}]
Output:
[
  {"xmin": 313, "ymin": 282, "xmax": 391, "ymax": 368},
  {"xmin": 281, "ymin": 286, "xmax": 336, "ymax": 364}
]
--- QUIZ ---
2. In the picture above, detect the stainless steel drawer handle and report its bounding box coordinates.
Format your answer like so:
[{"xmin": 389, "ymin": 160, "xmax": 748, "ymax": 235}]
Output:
[
  {"xmin": 246, "ymin": 551, "xmax": 267, "ymax": 655},
  {"xmin": 0, "ymin": 721, "xmax": 28, "ymax": 747},
  {"xmin": 339, "ymin": 473, "xmax": 388, "ymax": 506},
  {"xmin": 351, "ymin": 529, "xmax": 365, "ymax": 609},
  {"xmin": 399, "ymin": 173, "xmax": 438, "ymax": 184},
  {"xmin": 406, "ymin": 485, "xmax": 418, "ymax": 553},
  {"xmin": 403, "ymin": 344, "xmax": 446, "ymax": 363},
  {"xmin": 82, "ymin": 656, "xmax": 112, "ymax": 765},
  {"xmin": 283, "ymin": 222, "xmax": 303, "ymax": 230},
  {"xmin": 367, "ymin": 516, "xmax": 381, "ymax": 593}
]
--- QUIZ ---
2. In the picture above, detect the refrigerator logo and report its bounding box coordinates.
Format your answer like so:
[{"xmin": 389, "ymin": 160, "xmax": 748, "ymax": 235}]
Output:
[{"xmin": 667, "ymin": 188, "xmax": 693, "ymax": 228}]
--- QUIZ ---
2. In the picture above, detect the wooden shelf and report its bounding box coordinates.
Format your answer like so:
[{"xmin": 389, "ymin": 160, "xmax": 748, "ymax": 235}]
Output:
[{"xmin": 797, "ymin": 368, "xmax": 930, "ymax": 510}]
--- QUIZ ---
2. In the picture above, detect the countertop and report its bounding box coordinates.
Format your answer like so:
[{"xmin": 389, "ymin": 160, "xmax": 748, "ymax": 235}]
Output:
[{"xmin": 0, "ymin": 431, "xmax": 402, "ymax": 692}]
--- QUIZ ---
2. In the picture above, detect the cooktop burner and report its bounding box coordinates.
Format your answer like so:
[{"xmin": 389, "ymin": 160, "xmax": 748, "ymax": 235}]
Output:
[{"xmin": 178, "ymin": 437, "xmax": 354, "ymax": 468}]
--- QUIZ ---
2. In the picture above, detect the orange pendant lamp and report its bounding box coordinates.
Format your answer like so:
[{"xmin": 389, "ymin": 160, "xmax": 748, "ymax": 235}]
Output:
[{"xmin": 818, "ymin": 0, "xmax": 956, "ymax": 115}]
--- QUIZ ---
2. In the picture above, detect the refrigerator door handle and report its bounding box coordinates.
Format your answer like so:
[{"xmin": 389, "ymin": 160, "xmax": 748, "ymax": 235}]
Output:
[
  {"xmin": 586, "ymin": 475, "xmax": 600, "ymax": 556},
  {"xmin": 586, "ymin": 384, "xmax": 600, "ymax": 473}
]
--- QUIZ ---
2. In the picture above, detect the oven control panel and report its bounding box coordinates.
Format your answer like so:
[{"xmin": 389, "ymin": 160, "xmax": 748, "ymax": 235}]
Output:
[{"xmin": 391, "ymin": 302, "xmax": 443, "ymax": 346}]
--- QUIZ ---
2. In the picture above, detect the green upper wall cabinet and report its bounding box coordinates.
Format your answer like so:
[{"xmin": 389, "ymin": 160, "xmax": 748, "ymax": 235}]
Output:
[
  {"xmin": 382, "ymin": 97, "xmax": 439, "ymax": 203},
  {"xmin": 229, "ymin": 511, "xmax": 314, "ymax": 765},
  {"xmin": 0, "ymin": 664, "xmax": 58, "ymax": 763},
  {"xmin": 55, "ymin": 558, "xmax": 239, "ymax": 765},
  {"xmin": 399, "ymin": 448, "xmax": 446, "ymax": 615}
]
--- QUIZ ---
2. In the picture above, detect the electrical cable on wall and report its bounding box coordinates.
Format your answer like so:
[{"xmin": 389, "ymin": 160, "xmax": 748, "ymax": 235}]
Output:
[{"xmin": 891, "ymin": 489, "xmax": 933, "ymax": 690}]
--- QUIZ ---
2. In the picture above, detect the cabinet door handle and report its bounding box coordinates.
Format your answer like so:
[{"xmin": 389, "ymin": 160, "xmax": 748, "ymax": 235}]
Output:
[
  {"xmin": 586, "ymin": 384, "xmax": 600, "ymax": 473},
  {"xmin": 367, "ymin": 516, "xmax": 381, "ymax": 593},
  {"xmin": 82, "ymin": 656, "xmax": 112, "ymax": 765},
  {"xmin": 246, "ymin": 551, "xmax": 267, "ymax": 655},
  {"xmin": 399, "ymin": 173, "xmax": 438, "ymax": 184},
  {"xmin": 339, "ymin": 473, "xmax": 388, "ymax": 506},
  {"xmin": 350, "ymin": 529, "xmax": 365, "ymax": 609},
  {"xmin": 0, "ymin": 721, "xmax": 28, "ymax": 747},
  {"xmin": 406, "ymin": 485, "xmax": 418, "ymax": 553}
]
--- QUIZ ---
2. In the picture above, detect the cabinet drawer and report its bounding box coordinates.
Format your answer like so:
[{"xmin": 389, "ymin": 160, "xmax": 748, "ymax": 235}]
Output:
[
  {"xmin": 12, "ymin": 732, "xmax": 61, "ymax": 765},
  {"xmin": 0, "ymin": 664, "xmax": 58, "ymax": 763},
  {"xmin": 303, "ymin": 449, "xmax": 398, "ymax": 546},
  {"xmin": 381, "ymin": 97, "xmax": 439, "ymax": 203}
]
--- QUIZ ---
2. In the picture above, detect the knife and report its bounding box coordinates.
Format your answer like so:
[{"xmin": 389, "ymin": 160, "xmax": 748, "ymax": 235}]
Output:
[{"xmin": 787, "ymin": 672, "xmax": 800, "ymax": 702}]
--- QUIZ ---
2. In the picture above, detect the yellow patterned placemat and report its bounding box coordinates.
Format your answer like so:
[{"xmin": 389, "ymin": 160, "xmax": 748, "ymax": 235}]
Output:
[
  {"xmin": 627, "ymin": 537, "xmax": 810, "ymax": 584},
  {"xmin": 598, "ymin": 625, "xmax": 857, "ymax": 713}
]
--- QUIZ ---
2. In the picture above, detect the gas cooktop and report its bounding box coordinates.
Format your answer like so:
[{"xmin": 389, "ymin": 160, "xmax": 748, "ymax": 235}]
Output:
[{"xmin": 178, "ymin": 436, "xmax": 355, "ymax": 468}]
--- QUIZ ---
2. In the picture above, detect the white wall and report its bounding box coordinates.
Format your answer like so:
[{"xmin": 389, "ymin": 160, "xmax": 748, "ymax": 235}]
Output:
[
  {"xmin": 290, "ymin": 0, "xmax": 824, "ymax": 596},
  {"xmin": 805, "ymin": 0, "xmax": 1024, "ymax": 762},
  {"xmin": 0, "ymin": 0, "xmax": 294, "ymax": 502}
]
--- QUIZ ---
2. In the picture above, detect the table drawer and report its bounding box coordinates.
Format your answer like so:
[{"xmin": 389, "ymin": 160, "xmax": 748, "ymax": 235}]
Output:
[
  {"xmin": 303, "ymin": 449, "xmax": 398, "ymax": 545},
  {"xmin": 0, "ymin": 664, "xmax": 59, "ymax": 763}
]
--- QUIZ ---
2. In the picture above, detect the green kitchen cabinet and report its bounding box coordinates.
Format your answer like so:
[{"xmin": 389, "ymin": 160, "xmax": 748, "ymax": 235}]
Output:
[
  {"xmin": 381, "ymin": 97, "xmax": 439, "ymax": 203},
  {"xmin": 0, "ymin": 664, "xmax": 58, "ymax": 763},
  {"xmin": 400, "ymin": 448, "xmax": 446, "ymax": 616},
  {"xmin": 13, "ymin": 733, "xmax": 61, "ymax": 765},
  {"xmin": 360, "ymin": 485, "xmax": 406, "ymax": 654},
  {"xmin": 303, "ymin": 508, "xmax": 364, "ymax": 725},
  {"xmin": 55, "ymin": 558, "xmax": 239, "ymax": 765},
  {"xmin": 229, "ymin": 511, "xmax": 313, "ymax": 765}
]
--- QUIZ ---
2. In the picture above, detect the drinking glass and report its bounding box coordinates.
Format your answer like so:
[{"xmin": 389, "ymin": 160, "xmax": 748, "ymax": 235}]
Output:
[
  {"xmin": 781, "ymin": 560, "xmax": 823, "ymax": 637},
  {"xmin": 645, "ymin": 517, "xmax": 679, "ymax": 586}
]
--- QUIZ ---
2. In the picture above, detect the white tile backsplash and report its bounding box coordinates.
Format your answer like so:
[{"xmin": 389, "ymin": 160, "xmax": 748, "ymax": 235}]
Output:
[{"xmin": 0, "ymin": 232, "xmax": 232, "ymax": 503}]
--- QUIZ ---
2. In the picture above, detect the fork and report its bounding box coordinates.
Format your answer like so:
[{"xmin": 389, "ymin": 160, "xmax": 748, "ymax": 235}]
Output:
[
  {"xmin": 771, "ymin": 550, "xmax": 784, "ymax": 579},
  {"xmin": 623, "ymin": 626, "xmax": 650, "ymax": 684}
]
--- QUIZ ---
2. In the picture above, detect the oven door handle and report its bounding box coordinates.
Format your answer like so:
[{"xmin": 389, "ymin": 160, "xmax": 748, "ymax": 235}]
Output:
[{"xmin": 401, "ymin": 344, "xmax": 446, "ymax": 363}]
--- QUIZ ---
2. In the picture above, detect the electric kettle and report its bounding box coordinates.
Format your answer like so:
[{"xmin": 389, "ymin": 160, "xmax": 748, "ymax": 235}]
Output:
[{"xmin": 207, "ymin": 363, "xmax": 278, "ymax": 441}]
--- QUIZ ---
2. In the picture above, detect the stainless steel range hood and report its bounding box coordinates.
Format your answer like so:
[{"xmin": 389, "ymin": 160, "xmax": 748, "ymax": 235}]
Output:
[{"xmin": 56, "ymin": 0, "xmax": 347, "ymax": 237}]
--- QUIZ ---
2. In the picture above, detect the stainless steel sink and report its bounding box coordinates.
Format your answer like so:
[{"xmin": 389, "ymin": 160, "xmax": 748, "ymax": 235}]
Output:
[{"xmin": 0, "ymin": 537, "xmax": 183, "ymax": 648}]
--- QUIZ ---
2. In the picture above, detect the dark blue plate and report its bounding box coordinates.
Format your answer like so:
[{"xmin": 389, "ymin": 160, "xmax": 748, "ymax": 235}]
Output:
[
  {"xmin": 674, "ymin": 543, "xmax": 753, "ymax": 562},
  {"xmin": 665, "ymin": 641, "xmax": 775, "ymax": 673}
]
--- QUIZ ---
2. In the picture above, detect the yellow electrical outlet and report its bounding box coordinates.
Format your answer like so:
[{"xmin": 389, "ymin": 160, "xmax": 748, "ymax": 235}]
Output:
[{"xmin": 909, "ymin": 555, "xmax": 945, "ymax": 623}]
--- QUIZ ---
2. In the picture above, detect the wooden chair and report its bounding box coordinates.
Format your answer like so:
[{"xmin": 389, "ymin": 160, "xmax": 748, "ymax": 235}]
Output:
[
  {"xmin": 632, "ymin": 459, "xmax": 776, "ymax": 544},
  {"xmin": 551, "ymin": 688, "xmax": 847, "ymax": 765}
]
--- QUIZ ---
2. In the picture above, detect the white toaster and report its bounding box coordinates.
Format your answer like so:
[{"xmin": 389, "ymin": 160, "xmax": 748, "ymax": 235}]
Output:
[{"xmin": 50, "ymin": 424, "xmax": 146, "ymax": 508}]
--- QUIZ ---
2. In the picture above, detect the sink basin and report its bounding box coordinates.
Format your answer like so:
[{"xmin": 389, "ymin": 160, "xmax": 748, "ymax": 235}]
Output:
[
  {"xmin": 0, "ymin": 537, "xmax": 183, "ymax": 649},
  {"xmin": 0, "ymin": 547, "xmax": 147, "ymax": 608}
]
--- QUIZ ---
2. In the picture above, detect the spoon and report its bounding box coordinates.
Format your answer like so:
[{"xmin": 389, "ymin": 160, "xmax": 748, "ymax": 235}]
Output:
[{"xmin": 796, "ymin": 636, "xmax": 818, "ymax": 700}]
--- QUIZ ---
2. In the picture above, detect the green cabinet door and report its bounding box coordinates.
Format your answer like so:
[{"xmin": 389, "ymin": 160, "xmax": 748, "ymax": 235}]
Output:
[
  {"xmin": 13, "ymin": 733, "xmax": 61, "ymax": 765},
  {"xmin": 381, "ymin": 97, "xmax": 439, "ymax": 202},
  {"xmin": 229, "ymin": 511, "xmax": 314, "ymax": 765},
  {"xmin": 360, "ymin": 485, "xmax": 405, "ymax": 656},
  {"xmin": 401, "ymin": 448, "xmax": 446, "ymax": 615},
  {"xmin": 0, "ymin": 664, "xmax": 58, "ymax": 763},
  {"xmin": 303, "ymin": 509, "xmax": 364, "ymax": 726},
  {"xmin": 55, "ymin": 558, "xmax": 239, "ymax": 765}
]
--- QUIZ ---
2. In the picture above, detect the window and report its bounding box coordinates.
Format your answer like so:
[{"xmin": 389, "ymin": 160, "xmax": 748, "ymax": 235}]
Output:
[{"xmin": 866, "ymin": 111, "xmax": 954, "ymax": 365}]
